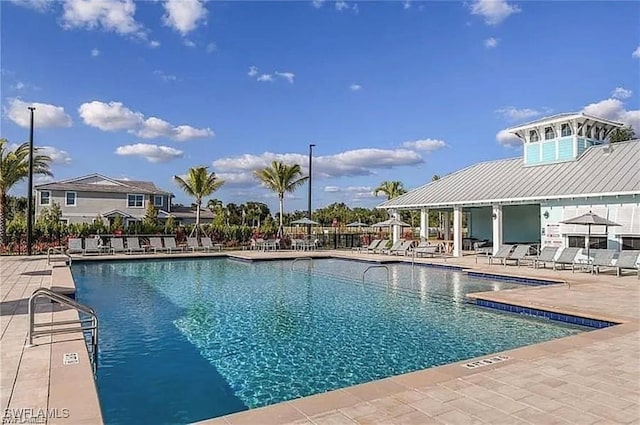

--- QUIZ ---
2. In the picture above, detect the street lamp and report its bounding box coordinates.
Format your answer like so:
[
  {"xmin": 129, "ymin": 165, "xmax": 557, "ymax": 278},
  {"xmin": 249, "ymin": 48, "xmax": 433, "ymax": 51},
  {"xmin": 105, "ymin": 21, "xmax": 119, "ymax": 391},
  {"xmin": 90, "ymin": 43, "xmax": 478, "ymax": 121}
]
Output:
[
  {"xmin": 26, "ymin": 107, "xmax": 36, "ymax": 256},
  {"xmin": 307, "ymin": 143, "xmax": 316, "ymax": 236}
]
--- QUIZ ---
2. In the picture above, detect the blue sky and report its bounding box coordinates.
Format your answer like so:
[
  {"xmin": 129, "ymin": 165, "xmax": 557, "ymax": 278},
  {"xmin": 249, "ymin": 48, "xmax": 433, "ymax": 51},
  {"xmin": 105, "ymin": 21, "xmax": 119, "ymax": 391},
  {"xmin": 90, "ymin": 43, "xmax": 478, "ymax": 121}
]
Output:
[{"xmin": 2, "ymin": 0, "xmax": 639, "ymax": 212}]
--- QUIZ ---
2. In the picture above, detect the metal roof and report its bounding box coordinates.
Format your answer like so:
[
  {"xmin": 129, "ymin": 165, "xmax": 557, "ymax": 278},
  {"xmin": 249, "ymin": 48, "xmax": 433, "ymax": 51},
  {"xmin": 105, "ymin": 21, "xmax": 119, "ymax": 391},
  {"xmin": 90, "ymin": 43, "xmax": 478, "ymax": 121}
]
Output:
[
  {"xmin": 379, "ymin": 140, "xmax": 640, "ymax": 209},
  {"xmin": 505, "ymin": 112, "xmax": 624, "ymax": 132}
]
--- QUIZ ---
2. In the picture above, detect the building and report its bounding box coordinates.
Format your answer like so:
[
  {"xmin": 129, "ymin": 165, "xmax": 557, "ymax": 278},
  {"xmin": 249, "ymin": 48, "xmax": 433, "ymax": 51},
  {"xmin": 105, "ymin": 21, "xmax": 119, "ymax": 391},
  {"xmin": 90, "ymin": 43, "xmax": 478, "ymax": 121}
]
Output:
[
  {"xmin": 34, "ymin": 173, "xmax": 211, "ymax": 226},
  {"xmin": 378, "ymin": 113, "xmax": 640, "ymax": 257}
]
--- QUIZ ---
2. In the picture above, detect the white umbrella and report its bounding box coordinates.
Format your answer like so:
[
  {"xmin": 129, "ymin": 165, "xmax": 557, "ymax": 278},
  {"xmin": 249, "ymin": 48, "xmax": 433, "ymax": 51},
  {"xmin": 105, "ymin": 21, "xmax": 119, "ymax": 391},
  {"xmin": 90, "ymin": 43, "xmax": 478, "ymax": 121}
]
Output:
[
  {"xmin": 290, "ymin": 217, "xmax": 320, "ymax": 225},
  {"xmin": 560, "ymin": 211, "xmax": 620, "ymax": 260}
]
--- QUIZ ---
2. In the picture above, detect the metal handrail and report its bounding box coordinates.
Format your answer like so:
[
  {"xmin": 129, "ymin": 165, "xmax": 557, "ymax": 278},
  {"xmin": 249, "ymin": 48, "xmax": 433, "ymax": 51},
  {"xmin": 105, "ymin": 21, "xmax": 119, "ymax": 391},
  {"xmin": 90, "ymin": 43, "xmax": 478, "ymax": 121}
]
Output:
[
  {"xmin": 28, "ymin": 288, "xmax": 98, "ymax": 373},
  {"xmin": 47, "ymin": 247, "xmax": 72, "ymax": 265},
  {"xmin": 362, "ymin": 265, "xmax": 390, "ymax": 285},
  {"xmin": 291, "ymin": 257, "xmax": 314, "ymax": 271}
]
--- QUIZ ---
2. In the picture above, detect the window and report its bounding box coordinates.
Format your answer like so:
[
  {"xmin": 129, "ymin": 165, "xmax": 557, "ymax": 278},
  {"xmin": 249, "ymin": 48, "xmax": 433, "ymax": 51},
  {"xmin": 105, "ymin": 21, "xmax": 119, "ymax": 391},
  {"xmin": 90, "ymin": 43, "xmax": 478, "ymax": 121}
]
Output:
[
  {"xmin": 39, "ymin": 191, "xmax": 51, "ymax": 206},
  {"xmin": 529, "ymin": 130, "xmax": 540, "ymax": 143},
  {"xmin": 127, "ymin": 194, "xmax": 144, "ymax": 208},
  {"xmin": 585, "ymin": 125, "xmax": 592, "ymax": 138},
  {"xmin": 622, "ymin": 237, "xmax": 640, "ymax": 250},
  {"xmin": 561, "ymin": 124, "xmax": 572, "ymax": 137},
  {"xmin": 59, "ymin": 218, "xmax": 69, "ymax": 225},
  {"xmin": 65, "ymin": 191, "xmax": 76, "ymax": 206},
  {"xmin": 154, "ymin": 195, "xmax": 163, "ymax": 207},
  {"xmin": 568, "ymin": 236, "xmax": 607, "ymax": 249},
  {"xmin": 544, "ymin": 127, "xmax": 555, "ymax": 140}
]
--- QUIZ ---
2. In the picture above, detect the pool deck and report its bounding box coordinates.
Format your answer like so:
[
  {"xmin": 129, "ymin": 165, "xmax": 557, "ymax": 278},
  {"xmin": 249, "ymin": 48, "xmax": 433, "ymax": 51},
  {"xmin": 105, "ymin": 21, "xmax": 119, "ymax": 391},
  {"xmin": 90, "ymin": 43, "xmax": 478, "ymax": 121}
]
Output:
[{"xmin": 1, "ymin": 250, "xmax": 639, "ymax": 424}]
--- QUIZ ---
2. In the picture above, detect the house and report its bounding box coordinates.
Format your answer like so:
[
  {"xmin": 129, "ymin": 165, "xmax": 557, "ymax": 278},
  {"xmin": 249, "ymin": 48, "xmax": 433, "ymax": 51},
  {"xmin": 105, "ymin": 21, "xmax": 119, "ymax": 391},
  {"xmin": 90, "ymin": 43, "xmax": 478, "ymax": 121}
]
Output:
[
  {"xmin": 378, "ymin": 113, "xmax": 640, "ymax": 256},
  {"xmin": 34, "ymin": 174, "xmax": 212, "ymax": 226}
]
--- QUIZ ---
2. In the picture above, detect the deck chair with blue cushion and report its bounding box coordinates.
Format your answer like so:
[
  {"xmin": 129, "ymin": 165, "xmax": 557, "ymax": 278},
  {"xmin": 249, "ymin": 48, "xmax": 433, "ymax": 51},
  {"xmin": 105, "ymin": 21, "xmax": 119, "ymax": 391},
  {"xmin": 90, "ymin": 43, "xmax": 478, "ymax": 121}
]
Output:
[
  {"xmin": 533, "ymin": 246, "xmax": 559, "ymax": 269},
  {"xmin": 488, "ymin": 245, "xmax": 514, "ymax": 265},
  {"xmin": 552, "ymin": 247, "xmax": 580, "ymax": 271},
  {"xmin": 615, "ymin": 250, "xmax": 640, "ymax": 278}
]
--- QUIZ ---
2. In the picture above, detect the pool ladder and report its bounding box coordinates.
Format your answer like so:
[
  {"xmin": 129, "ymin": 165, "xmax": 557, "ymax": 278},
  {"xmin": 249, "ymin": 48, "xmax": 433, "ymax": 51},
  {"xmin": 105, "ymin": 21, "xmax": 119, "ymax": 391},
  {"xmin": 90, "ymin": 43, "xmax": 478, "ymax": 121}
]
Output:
[
  {"xmin": 291, "ymin": 257, "xmax": 314, "ymax": 271},
  {"xmin": 27, "ymin": 288, "xmax": 99, "ymax": 374},
  {"xmin": 362, "ymin": 265, "xmax": 390, "ymax": 285}
]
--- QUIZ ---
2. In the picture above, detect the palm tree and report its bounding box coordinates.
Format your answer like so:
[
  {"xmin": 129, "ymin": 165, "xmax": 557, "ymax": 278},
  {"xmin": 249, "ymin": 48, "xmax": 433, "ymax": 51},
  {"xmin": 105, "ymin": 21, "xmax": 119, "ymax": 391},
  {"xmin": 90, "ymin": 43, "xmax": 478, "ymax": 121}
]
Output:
[
  {"xmin": 253, "ymin": 161, "xmax": 308, "ymax": 234},
  {"xmin": 0, "ymin": 139, "xmax": 52, "ymax": 244},
  {"xmin": 372, "ymin": 180, "xmax": 407, "ymax": 200},
  {"xmin": 174, "ymin": 167, "xmax": 224, "ymax": 234},
  {"xmin": 609, "ymin": 126, "xmax": 635, "ymax": 143}
]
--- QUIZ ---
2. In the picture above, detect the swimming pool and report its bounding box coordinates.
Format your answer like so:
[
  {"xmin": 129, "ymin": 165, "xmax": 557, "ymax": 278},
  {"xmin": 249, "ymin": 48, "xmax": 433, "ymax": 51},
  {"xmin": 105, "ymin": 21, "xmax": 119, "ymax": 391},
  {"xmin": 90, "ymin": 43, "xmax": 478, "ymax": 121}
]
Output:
[{"xmin": 73, "ymin": 258, "xmax": 584, "ymax": 424}]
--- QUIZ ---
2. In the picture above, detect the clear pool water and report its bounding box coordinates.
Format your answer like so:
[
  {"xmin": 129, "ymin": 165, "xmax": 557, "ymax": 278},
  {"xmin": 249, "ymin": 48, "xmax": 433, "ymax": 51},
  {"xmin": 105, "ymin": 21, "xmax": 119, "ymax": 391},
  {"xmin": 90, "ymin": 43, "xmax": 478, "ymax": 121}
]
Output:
[{"xmin": 73, "ymin": 258, "xmax": 584, "ymax": 424}]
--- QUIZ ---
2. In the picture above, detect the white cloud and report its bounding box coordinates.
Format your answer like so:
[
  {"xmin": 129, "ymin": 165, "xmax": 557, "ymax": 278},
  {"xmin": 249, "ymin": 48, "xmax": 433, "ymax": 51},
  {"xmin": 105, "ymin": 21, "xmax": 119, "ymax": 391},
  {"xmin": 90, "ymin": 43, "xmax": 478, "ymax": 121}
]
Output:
[
  {"xmin": 61, "ymin": 0, "xmax": 146, "ymax": 38},
  {"xmin": 496, "ymin": 129, "xmax": 522, "ymax": 147},
  {"xmin": 257, "ymin": 74, "xmax": 274, "ymax": 82},
  {"xmin": 335, "ymin": 1, "xmax": 348, "ymax": 11},
  {"xmin": 214, "ymin": 172, "xmax": 256, "ymax": 187},
  {"xmin": 469, "ymin": 0, "xmax": 520, "ymax": 25},
  {"xmin": 206, "ymin": 42, "xmax": 217, "ymax": 53},
  {"xmin": 78, "ymin": 100, "xmax": 213, "ymax": 140},
  {"xmin": 484, "ymin": 37, "xmax": 499, "ymax": 48},
  {"xmin": 611, "ymin": 87, "xmax": 632, "ymax": 100},
  {"xmin": 402, "ymin": 138, "xmax": 447, "ymax": 152},
  {"xmin": 149, "ymin": 40, "xmax": 161, "ymax": 48},
  {"xmin": 38, "ymin": 146, "xmax": 72, "ymax": 165},
  {"xmin": 13, "ymin": 82, "xmax": 26, "ymax": 90},
  {"xmin": 349, "ymin": 84, "xmax": 362, "ymax": 91},
  {"xmin": 184, "ymin": 39, "xmax": 196, "ymax": 47},
  {"xmin": 495, "ymin": 106, "xmax": 550, "ymax": 121},
  {"xmin": 582, "ymin": 98, "xmax": 640, "ymax": 130},
  {"xmin": 352, "ymin": 3, "xmax": 359, "ymax": 14},
  {"xmin": 7, "ymin": 0, "xmax": 50, "ymax": 11},
  {"xmin": 312, "ymin": 0, "xmax": 325, "ymax": 8},
  {"xmin": 115, "ymin": 143, "xmax": 184, "ymax": 163},
  {"xmin": 403, "ymin": 0, "xmax": 411, "ymax": 9},
  {"xmin": 213, "ymin": 148, "xmax": 423, "ymax": 182},
  {"xmin": 91, "ymin": 48, "xmax": 100, "ymax": 57},
  {"xmin": 162, "ymin": 0, "xmax": 208, "ymax": 36},
  {"xmin": 153, "ymin": 70, "xmax": 178, "ymax": 82},
  {"xmin": 632, "ymin": 46, "xmax": 640, "ymax": 59},
  {"xmin": 5, "ymin": 98, "xmax": 73, "ymax": 128},
  {"xmin": 248, "ymin": 66, "xmax": 258, "ymax": 77},
  {"xmin": 275, "ymin": 72, "xmax": 295, "ymax": 83}
]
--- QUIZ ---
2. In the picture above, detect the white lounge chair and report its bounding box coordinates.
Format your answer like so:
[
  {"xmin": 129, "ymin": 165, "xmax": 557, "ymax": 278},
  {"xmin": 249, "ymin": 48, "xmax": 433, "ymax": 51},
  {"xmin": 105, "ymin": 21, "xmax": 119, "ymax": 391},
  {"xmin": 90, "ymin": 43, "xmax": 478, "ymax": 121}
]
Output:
[
  {"xmin": 615, "ymin": 250, "xmax": 640, "ymax": 278},
  {"xmin": 201, "ymin": 237, "xmax": 223, "ymax": 252},
  {"xmin": 109, "ymin": 238, "xmax": 126, "ymax": 254},
  {"xmin": 83, "ymin": 238, "xmax": 102, "ymax": 255},
  {"xmin": 533, "ymin": 246, "xmax": 559, "ymax": 269},
  {"xmin": 125, "ymin": 237, "xmax": 145, "ymax": 254},
  {"xmin": 67, "ymin": 238, "xmax": 83, "ymax": 254},
  {"xmin": 414, "ymin": 243, "xmax": 439, "ymax": 258},
  {"xmin": 504, "ymin": 244, "xmax": 531, "ymax": 267},
  {"xmin": 591, "ymin": 249, "xmax": 616, "ymax": 275},
  {"xmin": 488, "ymin": 245, "xmax": 514, "ymax": 265},
  {"xmin": 357, "ymin": 239, "xmax": 382, "ymax": 253},
  {"xmin": 381, "ymin": 240, "xmax": 405, "ymax": 255},
  {"xmin": 163, "ymin": 237, "xmax": 183, "ymax": 254},
  {"xmin": 552, "ymin": 247, "xmax": 580, "ymax": 271}
]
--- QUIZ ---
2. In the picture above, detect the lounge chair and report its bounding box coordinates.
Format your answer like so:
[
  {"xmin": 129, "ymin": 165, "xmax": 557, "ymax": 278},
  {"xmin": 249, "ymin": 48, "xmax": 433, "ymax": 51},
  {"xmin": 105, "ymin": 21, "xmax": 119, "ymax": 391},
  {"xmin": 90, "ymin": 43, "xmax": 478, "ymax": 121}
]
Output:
[
  {"xmin": 390, "ymin": 240, "xmax": 415, "ymax": 256},
  {"xmin": 263, "ymin": 239, "xmax": 280, "ymax": 251},
  {"xmin": 186, "ymin": 237, "xmax": 201, "ymax": 252},
  {"xmin": 590, "ymin": 249, "xmax": 616, "ymax": 275},
  {"xmin": 201, "ymin": 237, "xmax": 223, "ymax": 252},
  {"xmin": 149, "ymin": 237, "xmax": 168, "ymax": 253},
  {"xmin": 504, "ymin": 244, "xmax": 531, "ymax": 267},
  {"xmin": 414, "ymin": 243, "xmax": 439, "ymax": 258},
  {"xmin": 373, "ymin": 240, "xmax": 392, "ymax": 254},
  {"xmin": 381, "ymin": 240, "xmax": 404, "ymax": 255},
  {"xmin": 83, "ymin": 238, "xmax": 102, "ymax": 255},
  {"xmin": 250, "ymin": 238, "xmax": 265, "ymax": 250},
  {"xmin": 67, "ymin": 238, "xmax": 83, "ymax": 254},
  {"xmin": 552, "ymin": 247, "xmax": 580, "ymax": 271},
  {"xmin": 109, "ymin": 238, "xmax": 126, "ymax": 254},
  {"xmin": 356, "ymin": 239, "xmax": 381, "ymax": 253},
  {"xmin": 488, "ymin": 245, "xmax": 514, "ymax": 265},
  {"xmin": 163, "ymin": 237, "xmax": 183, "ymax": 254},
  {"xmin": 615, "ymin": 250, "xmax": 640, "ymax": 278},
  {"xmin": 125, "ymin": 237, "xmax": 145, "ymax": 254},
  {"xmin": 533, "ymin": 246, "xmax": 559, "ymax": 269}
]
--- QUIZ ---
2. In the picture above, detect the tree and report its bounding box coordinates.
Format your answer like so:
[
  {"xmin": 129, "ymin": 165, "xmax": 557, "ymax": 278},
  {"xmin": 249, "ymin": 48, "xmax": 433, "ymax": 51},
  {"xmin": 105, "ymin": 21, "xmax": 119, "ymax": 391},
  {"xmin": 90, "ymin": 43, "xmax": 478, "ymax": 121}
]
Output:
[
  {"xmin": 373, "ymin": 180, "xmax": 407, "ymax": 200},
  {"xmin": 608, "ymin": 126, "xmax": 635, "ymax": 143},
  {"xmin": 144, "ymin": 203, "xmax": 158, "ymax": 228},
  {"xmin": 0, "ymin": 139, "xmax": 52, "ymax": 244},
  {"xmin": 174, "ymin": 167, "xmax": 225, "ymax": 234},
  {"xmin": 253, "ymin": 161, "xmax": 308, "ymax": 233}
]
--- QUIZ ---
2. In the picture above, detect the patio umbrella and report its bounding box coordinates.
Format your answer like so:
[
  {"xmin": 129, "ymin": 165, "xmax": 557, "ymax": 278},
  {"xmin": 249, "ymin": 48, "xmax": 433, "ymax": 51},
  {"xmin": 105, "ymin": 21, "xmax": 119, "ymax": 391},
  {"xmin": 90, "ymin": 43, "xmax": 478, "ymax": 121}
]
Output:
[
  {"xmin": 290, "ymin": 217, "xmax": 319, "ymax": 225},
  {"xmin": 346, "ymin": 221, "xmax": 369, "ymax": 228},
  {"xmin": 560, "ymin": 211, "xmax": 620, "ymax": 260},
  {"xmin": 372, "ymin": 217, "xmax": 411, "ymax": 228}
]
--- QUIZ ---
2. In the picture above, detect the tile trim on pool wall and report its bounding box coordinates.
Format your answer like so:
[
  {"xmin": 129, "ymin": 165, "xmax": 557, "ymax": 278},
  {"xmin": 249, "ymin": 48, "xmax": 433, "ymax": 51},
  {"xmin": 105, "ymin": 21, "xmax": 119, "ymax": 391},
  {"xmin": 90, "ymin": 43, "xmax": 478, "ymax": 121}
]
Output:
[
  {"xmin": 465, "ymin": 271, "xmax": 563, "ymax": 286},
  {"xmin": 473, "ymin": 299, "xmax": 618, "ymax": 329}
]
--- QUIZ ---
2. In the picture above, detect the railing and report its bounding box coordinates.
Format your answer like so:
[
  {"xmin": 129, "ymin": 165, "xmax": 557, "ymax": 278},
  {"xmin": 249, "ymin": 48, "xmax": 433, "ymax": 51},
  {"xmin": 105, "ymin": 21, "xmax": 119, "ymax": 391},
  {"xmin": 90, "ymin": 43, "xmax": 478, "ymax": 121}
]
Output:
[
  {"xmin": 28, "ymin": 288, "xmax": 98, "ymax": 374},
  {"xmin": 291, "ymin": 257, "xmax": 314, "ymax": 271},
  {"xmin": 47, "ymin": 247, "xmax": 72, "ymax": 265},
  {"xmin": 362, "ymin": 265, "xmax": 390, "ymax": 285}
]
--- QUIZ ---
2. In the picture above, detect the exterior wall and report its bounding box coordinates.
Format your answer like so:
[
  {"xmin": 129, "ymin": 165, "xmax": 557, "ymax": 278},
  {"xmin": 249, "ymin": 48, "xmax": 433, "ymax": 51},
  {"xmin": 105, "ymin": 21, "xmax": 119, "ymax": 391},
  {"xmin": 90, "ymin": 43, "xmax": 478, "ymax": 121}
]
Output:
[
  {"xmin": 503, "ymin": 205, "xmax": 540, "ymax": 243},
  {"xmin": 557, "ymin": 137, "xmax": 574, "ymax": 161},
  {"xmin": 35, "ymin": 190, "xmax": 168, "ymax": 224},
  {"xmin": 540, "ymin": 196, "xmax": 640, "ymax": 250},
  {"xmin": 525, "ymin": 144, "xmax": 541, "ymax": 165},
  {"xmin": 468, "ymin": 207, "xmax": 492, "ymax": 241},
  {"xmin": 576, "ymin": 137, "xmax": 602, "ymax": 157},
  {"xmin": 524, "ymin": 135, "xmax": 604, "ymax": 166}
]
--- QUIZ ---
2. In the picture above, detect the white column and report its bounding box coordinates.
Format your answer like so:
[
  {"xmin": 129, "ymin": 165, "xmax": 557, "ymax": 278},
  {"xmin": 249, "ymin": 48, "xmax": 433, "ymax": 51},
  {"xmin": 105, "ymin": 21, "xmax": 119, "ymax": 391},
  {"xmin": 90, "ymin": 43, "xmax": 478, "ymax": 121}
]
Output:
[
  {"xmin": 443, "ymin": 211, "xmax": 450, "ymax": 240},
  {"xmin": 492, "ymin": 204, "xmax": 503, "ymax": 255},
  {"xmin": 420, "ymin": 208, "xmax": 428, "ymax": 240},
  {"xmin": 391, "ymin": 209, "xmax": 401, "ymax": 244},
  {"xmin": 453, "ymin": 206, "xmax": 463, "ymax": 257}
]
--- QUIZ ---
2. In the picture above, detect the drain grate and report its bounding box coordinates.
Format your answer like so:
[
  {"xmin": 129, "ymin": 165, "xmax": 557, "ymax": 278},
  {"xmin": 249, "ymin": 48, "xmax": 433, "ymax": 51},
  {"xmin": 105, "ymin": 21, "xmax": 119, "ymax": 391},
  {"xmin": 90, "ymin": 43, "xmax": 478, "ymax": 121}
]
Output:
[
  {"xmin": 63, "ymin": 352, "xmax": 79, "ymax": 365},
  {"xmin": 463, "ymin": 355, "xmax": 510, "ymax": 369}
]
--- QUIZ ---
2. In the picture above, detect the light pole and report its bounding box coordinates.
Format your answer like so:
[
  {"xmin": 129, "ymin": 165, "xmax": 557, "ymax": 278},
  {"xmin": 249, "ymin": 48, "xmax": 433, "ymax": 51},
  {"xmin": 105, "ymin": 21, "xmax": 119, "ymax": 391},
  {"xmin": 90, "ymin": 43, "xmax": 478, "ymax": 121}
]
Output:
[
  {"xmin": 307, "ymin": 143, "xmax": 315, "ymax": 236},
  {"xmin": 26, "ymin": 107, "xmax": 36, "ymax": 256}
]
